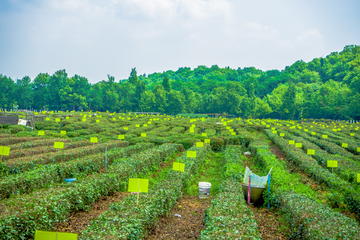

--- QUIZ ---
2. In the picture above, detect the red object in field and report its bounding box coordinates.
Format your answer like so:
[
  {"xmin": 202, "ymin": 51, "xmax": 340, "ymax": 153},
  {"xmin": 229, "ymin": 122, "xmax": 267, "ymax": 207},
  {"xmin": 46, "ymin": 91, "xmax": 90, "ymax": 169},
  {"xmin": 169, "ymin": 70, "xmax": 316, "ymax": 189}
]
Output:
[{"xmin": 248, "ymin": 175, "xmax": 251, "ymax": 205}]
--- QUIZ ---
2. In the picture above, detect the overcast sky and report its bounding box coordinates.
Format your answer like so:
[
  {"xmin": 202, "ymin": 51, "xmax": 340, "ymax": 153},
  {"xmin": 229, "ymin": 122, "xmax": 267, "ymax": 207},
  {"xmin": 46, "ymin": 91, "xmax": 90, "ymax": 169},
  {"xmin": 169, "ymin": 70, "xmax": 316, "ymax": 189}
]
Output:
[{"xmin": 1, "ymin": 0, "xmax": 359, "ymax": 83}]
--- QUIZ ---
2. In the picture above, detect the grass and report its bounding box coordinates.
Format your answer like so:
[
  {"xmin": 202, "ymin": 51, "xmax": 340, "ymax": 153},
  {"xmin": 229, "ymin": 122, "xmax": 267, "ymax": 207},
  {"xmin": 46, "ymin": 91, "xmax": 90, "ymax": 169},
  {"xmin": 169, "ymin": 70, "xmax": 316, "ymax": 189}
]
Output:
[{"xmin": 186, "ymin": 151, "xmax": 224, "ymax": 196}]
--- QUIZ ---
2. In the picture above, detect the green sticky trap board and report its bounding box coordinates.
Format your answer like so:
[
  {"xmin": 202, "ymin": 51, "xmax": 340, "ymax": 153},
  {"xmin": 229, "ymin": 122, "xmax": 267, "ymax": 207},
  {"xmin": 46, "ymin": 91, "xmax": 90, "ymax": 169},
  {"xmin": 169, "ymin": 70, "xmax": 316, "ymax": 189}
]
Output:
[
  {"xmin": 173, "ymin": 162, "xmax": 185, "ymax": 172},
  {"xmin": 196, "ymin": 142, "xmax": 204, "ymax": 148},
  {"xmin": 38, "ymin": 131, "xmax": 45, "ymax": 136},
  {"xmin": 202, "ymin": 133, "xmax": 207, "ymax": 137},
  {"xmin": 327, "ymin": 160, "xmax": 338, "ymax": 168},
  {"xmin": 279, "ymin": 133, "xmax": 285, "ymax": 137},
  {"xmin": 307, "ymin": 149, "xmax": 315, "ymax": 155},
  {"xmin": 118, "ymin": 135, "xmax": 125, "ymax": 140},
  {"xmin": 0, "ymin": 146, "xmax": 10, "ymax": 156},
  {"xmin": 54, "ymin": 142, "xmax": 64, "ymax": 149},
  {"xmin": 187, "ymin": 151, "xmax": 196, "ymax": 158},
  {"xmin": 90, "ymin": 137, "xmax": 98, "ymax": 143},
  {"xmin": 204, "ymin": 139, "xmax": 210, "ymax": 143},
  {"xmin": 289, "ymin": 140, "xmax": 295, "ymax": 145},
  {"xmin": 34, "ymin": 230, "xmax": 77, "ymax": 240},
  {"xmin": 128, "ymin": 178, "xmax": 148, "ymax": 193},
  {"xmin": 295, "ymin": 143, "xmax": 302, "ymax": 148},
  {"xmin": 141, "ymin": 133, "xmax": 146, "ymax": 137},
  {"xmin": 61, "ymin": 131, "xmax": 66, "ymax": 135},
  {"xmin": 341, "ymin": 143, "xmax": 348, "ymax": 148}
]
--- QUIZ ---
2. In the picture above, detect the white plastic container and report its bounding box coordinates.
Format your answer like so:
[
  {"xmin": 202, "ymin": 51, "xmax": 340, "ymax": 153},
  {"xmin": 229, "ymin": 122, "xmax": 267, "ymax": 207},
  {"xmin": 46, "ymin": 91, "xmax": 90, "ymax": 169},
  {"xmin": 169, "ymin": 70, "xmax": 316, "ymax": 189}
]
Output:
[{"xmin": 198, "ymin": 182, "xmax": 211, "ymax": 198}]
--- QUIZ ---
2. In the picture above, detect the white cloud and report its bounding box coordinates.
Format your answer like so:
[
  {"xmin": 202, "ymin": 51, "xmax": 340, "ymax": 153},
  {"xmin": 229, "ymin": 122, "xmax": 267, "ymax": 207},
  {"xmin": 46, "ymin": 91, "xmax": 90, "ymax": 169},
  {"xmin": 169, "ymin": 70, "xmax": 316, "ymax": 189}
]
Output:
[{"xmin": 296, "ymin": 29, "xmax": 323, "ymax": 44}]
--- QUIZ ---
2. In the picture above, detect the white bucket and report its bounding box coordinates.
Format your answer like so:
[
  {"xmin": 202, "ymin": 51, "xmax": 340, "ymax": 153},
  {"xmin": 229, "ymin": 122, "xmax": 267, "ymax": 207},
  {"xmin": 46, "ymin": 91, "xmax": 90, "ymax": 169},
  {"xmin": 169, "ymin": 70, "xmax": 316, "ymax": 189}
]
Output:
[{"xmin": 199, "ymin": 182, "xmax": 211, "ymax": 198}]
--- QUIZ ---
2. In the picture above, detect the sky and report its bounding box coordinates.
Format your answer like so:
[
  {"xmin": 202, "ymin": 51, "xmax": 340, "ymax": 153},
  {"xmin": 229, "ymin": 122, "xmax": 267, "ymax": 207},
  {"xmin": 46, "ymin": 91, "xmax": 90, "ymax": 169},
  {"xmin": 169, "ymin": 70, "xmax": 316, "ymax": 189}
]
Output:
[{"xmin": 0, "ymin": 0, "xmax": 359, "ymax": 83}]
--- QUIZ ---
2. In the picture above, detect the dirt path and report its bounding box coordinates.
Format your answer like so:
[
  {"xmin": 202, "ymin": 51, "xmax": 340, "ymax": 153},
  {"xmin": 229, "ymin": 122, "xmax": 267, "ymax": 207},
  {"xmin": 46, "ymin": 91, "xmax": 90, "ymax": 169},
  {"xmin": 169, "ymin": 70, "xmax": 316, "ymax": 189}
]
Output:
[
  {"xmin": 54, "ymin": 191, "xmax": 130, "ymax": 233},
  {"xmin": 145, "ymin": 195, "xmax": 212, "ymax": 240}
]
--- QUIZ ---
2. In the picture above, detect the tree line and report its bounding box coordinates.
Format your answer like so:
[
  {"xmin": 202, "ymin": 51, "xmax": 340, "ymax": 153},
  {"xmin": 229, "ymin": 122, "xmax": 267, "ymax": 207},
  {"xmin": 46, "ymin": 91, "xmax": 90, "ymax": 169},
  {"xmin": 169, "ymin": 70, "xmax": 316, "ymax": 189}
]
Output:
[{"xmin": 0, "ymin": 45, "xmax": 359, "ymax": 120}]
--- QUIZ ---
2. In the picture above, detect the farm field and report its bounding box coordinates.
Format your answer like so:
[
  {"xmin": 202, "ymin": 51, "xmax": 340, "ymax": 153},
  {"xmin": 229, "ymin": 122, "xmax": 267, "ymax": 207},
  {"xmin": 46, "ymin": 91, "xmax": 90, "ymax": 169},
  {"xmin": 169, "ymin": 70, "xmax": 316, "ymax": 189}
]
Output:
[{"xmin": 0, "ymin": 111, "xmax": 360, "ymax": 239}]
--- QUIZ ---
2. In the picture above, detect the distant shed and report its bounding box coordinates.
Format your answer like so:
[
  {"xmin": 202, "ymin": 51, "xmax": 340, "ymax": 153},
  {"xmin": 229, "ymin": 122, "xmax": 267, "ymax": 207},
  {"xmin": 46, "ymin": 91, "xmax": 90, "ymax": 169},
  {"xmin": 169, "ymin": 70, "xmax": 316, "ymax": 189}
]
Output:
[{"xmin": 0, "ymin": 116, "xmax": 19, "ymax": 125}]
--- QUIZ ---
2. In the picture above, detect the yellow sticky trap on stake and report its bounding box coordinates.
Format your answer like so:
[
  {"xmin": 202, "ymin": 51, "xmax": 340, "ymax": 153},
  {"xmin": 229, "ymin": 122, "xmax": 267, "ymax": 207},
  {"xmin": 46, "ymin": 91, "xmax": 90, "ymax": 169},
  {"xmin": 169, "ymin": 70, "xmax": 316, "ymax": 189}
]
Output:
[
  {"xmin": 54, "ymin": 142, "xmax": 64, "ymax": 149},
  {"xmin": 279, "ymin": 133, "xmax": 285, "ymax": 137},
  {"xmin": 231, "ymin": 132, "xmax": 236, "ymax": 135},
  {"xmin": 136, "ymin": 124, "xmax": 140, "ymax": 128},
  {"xmin": 128, "ymin": 178, "xmax": 148, "ymax": 193},
  {"xmin": 350, "ymin": 133, "xmax": 355, "ymax": 136},
  {"xmin": 141, "ymin": 133, "xmax": 146, "ymax": 137},
  {"xmin": 202, "ymin": 133, "xmax": 207, "ymax": 137},
  {"xmin": 189, "ymin": 128, "xmax": 194, "ymax": 133},
  {"xmin": 357, "ymin": 147, "xmax": 360, "ymax": 152},
  {"xmin": 187, "ymin": 151, "xmax": 196, "ymax": 158},
  {"xmin": 66, "ymin": 116, "xmax": 69, "ymax": 119},
  {"xmin": 327, "ymin": 160, "xmax": 338, "ymax": 168},
  {"xmin": 34, "ymin": 230, "xmax": 78, "ymax": 240},
  {"xmin": 96, "ymin": 120, "xmax": 100, "ymax": 123},
  {"xmin": 311, "ymin": 132, "xmax": 316, "ymax": 135},
  {"xmin": 196, "ymin": 142, "xmax": 204, "ymax": 147},
  {"xmin": 307, "ymin": 149, "xmax": 315, "ymax": 155},
  {"xmin": 322, "ymin": 135, "xmax": 328, "ymax": 139},
  {"xmin": 38, "ymin": 131, "xmax": 45, "ymax": 136},
  {"xmin": 266, "ymin": 125, "xmax": 270, "ymax": 128},
  {"xmin": 61, "ymin": 130, "xmax": 66, "ymax": 135},
  {"xmin": 118, "ymin": 135, "xmax": 125, "ymax": 140},
  {"xmin": 272, "ymin": 130, "xmax": 277, "ymax": 134},
  {"xmin": 46, "ymin": 118, "xmax": 50, "ymax": 121},
  {"xmin": 90, "ymin": 137, "xmax": 98, "ymax": 143},
  {"xmin": 204, "ymin": 139, "xmax": 211, "ymax": 143},
  {"xmin": 55, "ymin": 118, "xmax": 60, "ymax": 122},
  {"xmin": 112, "ymin": 118, "xmax": 116, "ymax": 121},
  {"xmin": 82, "ymin": 119, "xmax": 86, "ymax": 122},
  {"xmin": 173, "ymin": 162, "xmax": 185, "ymax": 172},
  {"xmin": 341, "ymin": 143, "xmax": 348, "ymax": 148},
  {"xmin": 0, "ymin": 146, "xmax": 10, "ymax": 156},
  {"xmin": 223, "ymin": 122, "xmax": 227, "ymax": 126},
  {"xmin": 295, "ymin": 143, "xmax": 302, "ymax": 148},
  {"xmin": 271, "ymin": 127, "xmax": 275, "ymax": 131},
  {"xmin": 143, "ymin": 124, "xmax": 147, "ymax": 127},
  {"xmin": 357, "ymin": 173, "xmax": 360, "ymax": 183},
  {"xmin": 124, "ymin": 127, "xmax": 128, "ymax": 130},
  {"xmin": 304, "ymin": 129, "xmax": 308, "ymax": 132}
]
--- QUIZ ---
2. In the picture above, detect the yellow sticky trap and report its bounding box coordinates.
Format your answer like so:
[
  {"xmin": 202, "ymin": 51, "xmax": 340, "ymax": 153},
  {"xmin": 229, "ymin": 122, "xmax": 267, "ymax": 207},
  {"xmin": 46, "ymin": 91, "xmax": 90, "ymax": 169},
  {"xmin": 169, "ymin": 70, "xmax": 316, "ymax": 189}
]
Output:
[
  {"xmin": 46, "ymin": 118, "xmax": 50, "ymax": 121},
  {"xmin": 226, "ymin": 126, "xmax": 230, "ymax": 130},
  {"xmin": 38, "ymin": 131, "xmax": 45, "ymax": 136},
  {"xmin": 357, "ymin": 173, "xmax": 360, "ymax": 183},
  {"xmin": 271, "ymin": 127, "xmax": 275, "ymax": 130},
  {"xmin": 332, "ymin": 129, "xmax": 337, "ymax": 132},
  {"xmin": 279, "ymin": 133, "xmax": 285, "ymax": 137},
  {"xmin": 143, "ymin": 124, "xmax": 147, "ymax": 127},
  {"xmin": 128, "ymin": 178, "xmax": 148, "ymax": 193},
  {"xmin": 141, "ymin": 133, "xmax": 146, "ymax": 137},
  {"xmin": 231, "ymin": 132, "xmax": 236, "ymax": 135},
  {"xmin": 196, "ymin": 142, "xmax": 204, "ymax": 148},
  {"xmin": 202, "ymin": 133, "xmax": 207, "ymax": 137},
  {"xmin": 61, "ymin": 130, "xmax": 66, "ymax": 135},
  {"xmin": 148, "ymin": 121, "xmax": 152, "ymax": 124},
  {"xmin": 118, "ymin": 135, "xmax": 125, "ymax": 140},
  {"xmin": 127, "ymin": 117, "xmax": 131, "ymax": 120},
  {"xmin": 173, "ymin": 162, "xmax": 185, "ymax": 172},
  {"xmin": 35, "ymin": 230, "xmax": 78, "ymax": 240},
  {"xmin": 124, "ymin": 127, "xmax": 128, "ymax": 130},
  {"xmin": 189, "ymin": 128, "xmax": 194, "ymax": 133},
  {"xmin": 322, "ymin": 135, "xmax": 328, "ymax": 139},
  {"xmin": 96, "ymin": 120, "xmax": 100, "ymax": 123},
  {"xmin": 357, "ymin": 147, "xmax": 360, "ymax": 152},
  {"xmin": 136, "ymin": 124, "xmax": 140, "ymax": 128},
  {"xmin": 327, "ymin": 160, "xmax": 338, "ymax": 168},
  {"xmin": 66, "ymin": 117, "xmax": 69, "ymax": 119},
  {"xmin": 54, "ymin": 142, "xmax": 64, "ymax": 149},
  {"xmin": 341, "ymin": 143, "xmax": 348, "ymax": 148},
  {"xmin": 272, "ymin": 130, "xmax": 277, "ymax": 134},
  {"xmin": 289, "ymin": 140, "xmax": 295, "ymax": 145},
  {"xmin": 311, "ymin": 132, "xmax": 316, "ymax": 135},
  {"xmin": 266, "ymin": 125, "xmax": 270, "ymax": 128},
  {"xmin": 187, "ymin": 151, "xmax": 196, "ymax": 158},
  {"xmin": 223, "ymin": 122, "xmax": 227, "ymax": 126},
  {"xmin": 82, "ymin": 119, "xmax": 86, "ymax": 122},
  {"xmin": 304, "ymin": 129, "xmax": 308, "ymax": 132},
  {"xmin": 350, "ymin": 133, "xmax": 355, "ymax": 136},
  {"xmin": 204, "ymin": 139, "xmax": 211, "ymax": 143},
  {"xmin": 0, "ymin": 146, "xmax": 10, "ymax": 156},
  {"xmin": 295, "ymin": 143, "xmax": 302, "ymax": 148},
  {"xmin": 90, "ymin": 137, "xmax": 98, "ymax": 143},
  {"xmin": 55, "ymin": 118, "xmax": 60, "ymax": 122},
  {"xmin": 307, "ymin": 149, "xmax": 315, "ymax": 155}
]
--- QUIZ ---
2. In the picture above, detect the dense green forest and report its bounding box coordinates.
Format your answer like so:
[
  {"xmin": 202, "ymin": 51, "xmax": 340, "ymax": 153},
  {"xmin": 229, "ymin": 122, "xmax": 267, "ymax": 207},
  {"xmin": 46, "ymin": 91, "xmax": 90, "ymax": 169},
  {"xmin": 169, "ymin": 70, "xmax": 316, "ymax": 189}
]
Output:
[{"xmin": 1, "ymin": 45, "xmax": 359, "ymax": 120}]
